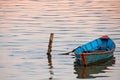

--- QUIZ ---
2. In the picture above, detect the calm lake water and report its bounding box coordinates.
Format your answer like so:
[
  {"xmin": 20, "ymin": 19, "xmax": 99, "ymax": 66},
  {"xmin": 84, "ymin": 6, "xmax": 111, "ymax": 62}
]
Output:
[{"xmin": 0, "ymin": 0, "xmax": 120, "ymax": 80}]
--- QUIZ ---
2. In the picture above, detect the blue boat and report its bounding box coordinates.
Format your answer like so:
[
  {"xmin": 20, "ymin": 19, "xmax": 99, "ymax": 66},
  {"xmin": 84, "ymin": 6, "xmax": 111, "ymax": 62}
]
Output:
[{"xmin": 74, "ymin": 35, "xmax": 116, "ymax": 66}]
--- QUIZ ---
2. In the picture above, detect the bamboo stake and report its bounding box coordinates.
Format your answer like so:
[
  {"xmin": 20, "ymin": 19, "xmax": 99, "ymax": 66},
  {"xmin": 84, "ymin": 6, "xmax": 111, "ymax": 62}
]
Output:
[{"xmin": 47, "ymin": 33, "xmax": 54, "ymax": 55}]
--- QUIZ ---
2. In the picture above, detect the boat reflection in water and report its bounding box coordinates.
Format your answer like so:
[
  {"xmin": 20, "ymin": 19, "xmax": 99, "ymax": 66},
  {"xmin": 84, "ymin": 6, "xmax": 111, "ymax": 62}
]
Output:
[{"xmin": 74, "ymin": 57, "xmax": 115, "ymax": 79}]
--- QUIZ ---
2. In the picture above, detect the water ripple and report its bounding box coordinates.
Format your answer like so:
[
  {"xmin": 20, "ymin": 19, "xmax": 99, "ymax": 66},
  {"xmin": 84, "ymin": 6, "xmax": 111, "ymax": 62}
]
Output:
[{"xmin": 0, "ymin": 0, "xmax": 120, "ymax": 80}]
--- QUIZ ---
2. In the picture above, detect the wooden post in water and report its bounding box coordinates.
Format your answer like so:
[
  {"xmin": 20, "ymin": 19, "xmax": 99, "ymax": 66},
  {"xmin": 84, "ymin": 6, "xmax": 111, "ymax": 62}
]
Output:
[
  {"xmin": 47, "ymin": 33, "xmax": 54, "ymax": 79},
  {"xmin": 47, "ymin": 33, "xmax": 54, "ymax": 55}
]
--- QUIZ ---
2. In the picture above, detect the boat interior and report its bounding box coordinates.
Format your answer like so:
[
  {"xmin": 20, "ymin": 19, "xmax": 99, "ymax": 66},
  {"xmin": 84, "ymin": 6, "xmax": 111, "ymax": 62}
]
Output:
[{"xmin": 74, "ymin": 37, "xmax": 115, "ymax": 54}]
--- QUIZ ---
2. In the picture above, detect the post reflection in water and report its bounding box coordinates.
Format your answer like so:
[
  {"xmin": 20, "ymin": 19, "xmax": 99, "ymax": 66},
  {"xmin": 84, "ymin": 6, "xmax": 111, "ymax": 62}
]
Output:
[
  {"xmin": 47, "ymin": 33, "xmax": 54, "ymax": 80},
  {"xmin": 47, "ymin": 53, "xmax": 54, "ymax": 80},
  {"xmin": 74, "ymin": 57, "xmax": 115, "ymax": 79}
]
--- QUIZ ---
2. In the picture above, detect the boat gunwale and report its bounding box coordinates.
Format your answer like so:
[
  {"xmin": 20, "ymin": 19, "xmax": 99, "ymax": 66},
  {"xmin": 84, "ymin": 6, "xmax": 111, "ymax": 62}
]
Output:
[{"xmin": 80, "ymin": 48, "xmax": 115, "ymax": 56}]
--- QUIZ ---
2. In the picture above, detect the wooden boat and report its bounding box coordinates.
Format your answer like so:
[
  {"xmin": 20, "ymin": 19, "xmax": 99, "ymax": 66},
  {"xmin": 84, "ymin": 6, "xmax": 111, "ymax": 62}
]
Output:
[{"xmin": 74, "ymin": 35, "xmax": 116, "ymax": 66}]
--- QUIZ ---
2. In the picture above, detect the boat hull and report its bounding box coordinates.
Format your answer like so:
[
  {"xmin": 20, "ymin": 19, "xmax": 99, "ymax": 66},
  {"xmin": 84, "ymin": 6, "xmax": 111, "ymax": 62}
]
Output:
[{"xmin": 76, "ymin": 50, "xmax": 114, "ymax": 66}]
